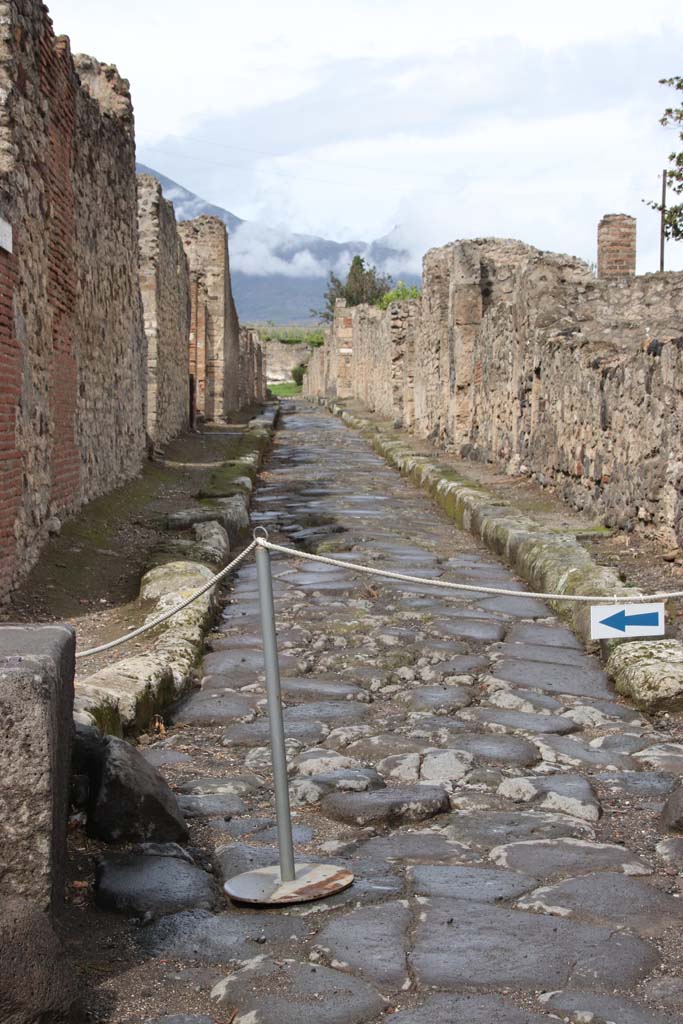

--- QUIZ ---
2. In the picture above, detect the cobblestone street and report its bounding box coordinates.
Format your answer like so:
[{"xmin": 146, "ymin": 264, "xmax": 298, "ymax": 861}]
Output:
[{"xmin": 97, "ymin": 401, "xmax": 683, "ymax": 1023}]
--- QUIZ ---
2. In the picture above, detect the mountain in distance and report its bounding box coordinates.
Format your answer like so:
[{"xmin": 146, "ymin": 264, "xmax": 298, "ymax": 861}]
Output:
[{"xmin": 137, "ymin": 163, "xmax": 420, "ymax": 324}]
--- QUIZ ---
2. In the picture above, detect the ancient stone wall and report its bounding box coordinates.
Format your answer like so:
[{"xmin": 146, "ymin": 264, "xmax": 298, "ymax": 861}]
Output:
[
  {"xmin": 265, "ymin": 340, "xmax": 311, "ymax": 383},
  {"xmin": 306, "ymin": 229, "xmax": 683, "ymax": 546},
  {"xmin": 0, "ymin": 1, "xmax": 146, "ymax": 604},
  {"xmin": 178, "ymin": 216, "xmax": 241, "ymax": 420},
  {"xmin": 238, "ymin": 326, "xmax": 266, "ymax": 408},
  {"xmin": 137, "ymin": 174, "xmax": 191, "ymax": 446}
]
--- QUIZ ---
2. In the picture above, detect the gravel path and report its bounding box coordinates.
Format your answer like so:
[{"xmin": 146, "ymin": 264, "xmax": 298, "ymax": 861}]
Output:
[{"xmin": 88, "ymin": 400, "xmax": 683, "ymax": 1023}]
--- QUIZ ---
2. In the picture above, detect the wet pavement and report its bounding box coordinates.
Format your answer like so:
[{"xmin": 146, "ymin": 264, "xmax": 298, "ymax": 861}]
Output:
[{"xmin": 132, "ymin": 401, "xmax": 683, "ymax": 1023}]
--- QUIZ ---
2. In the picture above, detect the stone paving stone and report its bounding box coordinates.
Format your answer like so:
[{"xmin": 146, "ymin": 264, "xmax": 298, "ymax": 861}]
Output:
[
  {"xmin": 518, "ymin": 870, "xmax": 683, "ymax": 935},
  {"xmin": 378, "ymin": 992, "xmax": 551, "ymax": 1023},
  {"xmin": 490, "ymin": 837, "xmax": 652, "ymax": 878},
  {"xmin": 177, "ymin": 793, "xmax": 246, "ymax": 819},
  {"xmin": 460, "ymin": 706, "xmax": 579, "ymax": 734},
  {"xmin": 351, "ymin": 831, "xmax": 476, "ymax": 864},
  {"xmin": 445, "ymin": 810, "xmax": 595, "ymax": 848},
  {"xmin": 536, "ymin": 733, "xmax": 635, "ymax": 769},
  {"xmin": 344, "ymin": 734, "xmax": 433, "ymax": 761},
  {"xmin": 491, "ymin": 640, "xmax": 594, "ymax": 667},
  {"xmin": 291, "ymin": 769, "xmax": 385, "ymax": 804},
  {"xmin": 506, "ymin": 622, "xmax": 583, "ymax": 648},
  {"xmin": 139, "ymin": 908, "xmax": 311, "ymax": 962},
  {"xmin": 432, "ymin": 618, "xmax": 507, "ymax": 642},
  {"xmin": 144, "ymin": 1016, "xmax": 214, "ymax": 1024},
  {"xmin": 410, "ymin": 897, "xmax": 658, "ymax": 990},
  {"xmin": 493, "ymin": 657, "xmax": 612, "ymax": 698},
  {"xmin": 595, "ymin": 771, "xmax": 675, "ymax": 798},
  {"xmin": 409, "ymin": 864, "xmax": 538, "ymax": 901},
  {"xmin": 281, "ymin": 677, "xmax": 366, "ymax": 701},
  {"xmin": 449, "ymin": 732, "xmax": 541, "ymax": 766},
  {"xmin": 143, "ymin": 748, "xmax": 193, "ymax": 767},
  {"xmin": 320, "ymin": 785, "xmax": 450, "ymax": 827},
  {"xmin": 177, "ymin": 775, "xmax": 264, "ymax": 798},
  {"xmin": 315, "ymin": 903, "xmax": 410, "ymax": 988},
  {"xmin": 223, "ymin": 720, "xmax": 327, "ymax": 747},
  {"xmin": 540, "ymin": 989, "xmax": 679, "ymax": 1023},
  {"xmin": 211, "ymin": 959, "xmax": 386, "ymax": 1024},
  {"xmin": 173, "ymin": 693, "xmax": 258, "ymax": 727},
  {"xmin": 656, "ymin": 836, "xmax": 683, "ymax": 868},
  {"xmin": 406, "ymin": 683, "xmax": 473, "ymax": 713},
  {"xmin": 434, "ymin": 654, "xmax": 490, "ymax": 675},
  {"xmin": 475, "ymin": 594, "xmax": 552, "ymax": 617},
  {"xmin": 95, "ymin": 854, "xmax": 217, "ymax": 918},
  {"xmin": 482, "ymin": 681, "xmax": 565, "ymax": 713},
  {"xmin": 498, "ymin": 773, "xmax": 601, "ymax": 821},
  {"xmin": 634, "ymin": 743, "xmax": 683, "ymax": 774}
]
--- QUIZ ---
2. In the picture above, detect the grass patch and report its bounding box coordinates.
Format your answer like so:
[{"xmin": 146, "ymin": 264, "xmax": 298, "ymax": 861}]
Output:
[{"xmin": 270, "ymin": 381, "xmax": 302, "ymax": 397}]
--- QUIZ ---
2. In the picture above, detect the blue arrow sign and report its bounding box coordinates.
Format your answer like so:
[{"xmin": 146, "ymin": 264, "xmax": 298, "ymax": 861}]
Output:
[
  {"xmin": 599, "ymin": 609, "xmax": 660, "ymax": 633},
  {"xmin": 590, "ymin": 602, "xmax": 665, "ymax": 640}
]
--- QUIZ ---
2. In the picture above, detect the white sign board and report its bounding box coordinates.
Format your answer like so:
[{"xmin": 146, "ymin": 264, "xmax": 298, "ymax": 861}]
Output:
[
  {"xmin": 0, "ymin": 217, "xmax": 12, "ymax": 254},
  {"xmin": 590, "ymin": 602, "xmax": 665, "ymax": 640}
]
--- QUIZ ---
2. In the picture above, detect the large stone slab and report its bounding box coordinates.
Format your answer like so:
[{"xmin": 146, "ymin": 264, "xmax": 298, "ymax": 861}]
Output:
[
  {"xmin": 139, "ymin": 908, "xmax": 310, "ymax": 962},
  {"xmin": 409, "ymin": 865, "xmax": 537, "ymax": 901},
  {"xmin": 445, "ymin": 810, "xmax": 595, "ymax": 849},
  {"xmin": 321, "ymin": 786, "xmax": 450, "ymax": 827},
  {"xmin": 315, "ymin": 903, "xmax": 410, "ymax": 988},
  {"xmin": 490, "ymin": 838, "xmax": 651, "ymax": 878},
  {"xmin": 518, "ymin": 871, "xmax": 683, "ymax": 935},
  {"xmin": 433, "ymin": 618, "xmax": 506, "ymax": 643},
  {"xmin": 95, "ymin": 853, "xmax": 217, "ymax": 918},
  {"xmin": 89, "ymin": 736, "xmax": 188, "ymax": 844},
  {"xmin": 407, "ymin": 683, "xmax": 472, "ymax": 713},
  {"xmin": 351, "ymin": 831, "xmax": 474, "ymax": 865},
  {"xmin": 410, "ymin": 897, "xmax": 658, "ymax": 990},
  {"xmin": 380, "ymin": 992, "xmax": 551, "ymax": 1023},
  {"xmin": 211, "ymin": 959, "xmax": 386, "ymax": 1024},
  {"xmin": 498, "ymin": 773, "xmax": 601, "ymax": 822},
  {"xmin": 173, "ymin": 692, "xmax": 257, "ymax": 726},
  {"xmin": 461, "ymin": 707, "xmax": 579, "ymax": 735},
  {"xmin": 493, "ymin": 658, "xmax": 612, "ymax": 698},
  {"xmin": 450, "ymin": 732, "xmax": 540, "ymax": 767},
  {"xmin": 540, "ymin": 989, "xmax": 679, "ymax": 1024},
  {"xmin": 506, "ymin": 623, "xmax": 582, "ymax": 649}
]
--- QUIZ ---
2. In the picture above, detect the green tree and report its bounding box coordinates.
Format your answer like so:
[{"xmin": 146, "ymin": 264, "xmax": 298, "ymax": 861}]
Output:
[
  {"xmin": 311, "ymin": 256, "xmax": 393, "ymax": 322},
  {"xmin": 375, "ymin": 280, "xmax": 422, "ymax": 310},
  {"xmin": 646, "ymin": 76, "xmax": 683, "ymax": 240}
]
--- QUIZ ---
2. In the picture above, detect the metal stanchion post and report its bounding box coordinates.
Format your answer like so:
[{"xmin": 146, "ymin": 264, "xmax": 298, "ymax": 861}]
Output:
[
  {"xmin": 223, "ymin": 530, "xmax": 354, "ymax": 906},
  {"xmin": 255, "ymin": 540, "xmax": 295, "ymax": 881}
]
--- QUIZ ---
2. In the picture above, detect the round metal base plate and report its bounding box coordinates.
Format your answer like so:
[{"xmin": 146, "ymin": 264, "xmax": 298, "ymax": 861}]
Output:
[{"xmin": 224, "ymin": 862, "xmax": 354, "ymax": 906}]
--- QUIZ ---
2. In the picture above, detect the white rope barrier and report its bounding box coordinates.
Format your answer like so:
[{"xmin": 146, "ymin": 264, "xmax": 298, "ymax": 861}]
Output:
[
  {"xmin": 74, "ymin": 531, "xmax": 683, "ymax": 661},
  {"xmin": 74, "ymin": 540, "xmax": 258, "ymax": 660},
  {"xmin": 258, "ymin": 538, "xmax": 683, "ymax": 603}
]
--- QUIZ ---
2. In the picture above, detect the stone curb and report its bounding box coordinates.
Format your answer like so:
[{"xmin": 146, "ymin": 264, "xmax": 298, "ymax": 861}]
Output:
[
  {"xmin": 74, "ymin": 405, "xmax": 279, "ymax": 734},
  {"xmin": 327, "ymin": 401, "xmax": 683, "ymax": 713}
]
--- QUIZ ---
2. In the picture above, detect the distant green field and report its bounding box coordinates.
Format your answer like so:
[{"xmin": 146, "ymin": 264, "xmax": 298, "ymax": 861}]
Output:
[
  {"xmin": 251, "ymin": 322, "xmax": 325, "ymax": 347},
  {"xmin": 270, "ymin": 381, "xmax": 302, "ymax": 397}
]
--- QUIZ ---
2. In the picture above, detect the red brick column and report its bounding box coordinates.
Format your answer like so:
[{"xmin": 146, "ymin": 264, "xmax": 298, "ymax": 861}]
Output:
[{"xmin": 597, "ymin": 214, "xmax": 636, "ymax": 279}]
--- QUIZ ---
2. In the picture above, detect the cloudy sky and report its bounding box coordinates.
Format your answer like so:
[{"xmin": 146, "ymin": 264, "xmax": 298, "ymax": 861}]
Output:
[{"xmin": 49, "ymin": 0, "xmax": 683, "ymax": 273}]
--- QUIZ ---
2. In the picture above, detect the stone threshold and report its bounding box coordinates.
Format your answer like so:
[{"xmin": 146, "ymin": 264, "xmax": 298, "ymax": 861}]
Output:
[
  {"xmin": 325, "ymin": 400, "xmax": 683, "ymax": 714},
  {"xmin": 74, "ymin": 404, "xmax": 279, "ymax": 734}
]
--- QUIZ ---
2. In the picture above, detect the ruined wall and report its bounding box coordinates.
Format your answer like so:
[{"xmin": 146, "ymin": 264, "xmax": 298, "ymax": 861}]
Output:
[
  {"xmin": 266, "ymin": 340, "xmax": 311, "ymax": 383},
  {"xmin": 238, "ymin": 326, "xmax": 266, "ymax": 408},
  {"xmin": 137, "ymin": 174, "xmax": 191, "ymax": 446},
  {"xmin": 178, "ymin": 216, "xmax": 240, "ymax": 420},
  {"xmin": 0, "ymin": 1, "xmax": 146, "ymax": 604},
  {"xmin": 306, "ymin": 229, "xmax": 683, "ymax": 546}
]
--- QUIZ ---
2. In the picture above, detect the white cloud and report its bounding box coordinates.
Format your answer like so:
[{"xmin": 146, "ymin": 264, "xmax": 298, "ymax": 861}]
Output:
[{"xmin": 47, "ymin": 0, "xmax": 683, "ymax": 274}]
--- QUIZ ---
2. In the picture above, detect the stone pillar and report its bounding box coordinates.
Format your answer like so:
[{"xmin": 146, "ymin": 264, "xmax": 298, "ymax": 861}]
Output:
[
  {"xmin": 0, "ymin": 624, "xmax": 75, "ymax": 912},
  {"xmin": 597, "ymin": 214, "xmax": 636, "ymax": 279}
]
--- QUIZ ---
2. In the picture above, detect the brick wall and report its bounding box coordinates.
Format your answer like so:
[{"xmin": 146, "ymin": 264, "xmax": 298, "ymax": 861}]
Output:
[
  {"xmin": 0, "ymin": 0, "xmax": 146, "ymax": 603},
  {"xmin": 137, "ymin": 174, "xmax": 191, "ymax": 446}
]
